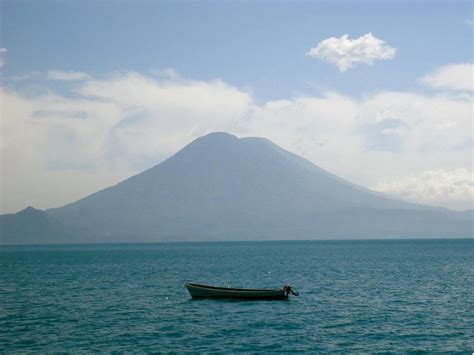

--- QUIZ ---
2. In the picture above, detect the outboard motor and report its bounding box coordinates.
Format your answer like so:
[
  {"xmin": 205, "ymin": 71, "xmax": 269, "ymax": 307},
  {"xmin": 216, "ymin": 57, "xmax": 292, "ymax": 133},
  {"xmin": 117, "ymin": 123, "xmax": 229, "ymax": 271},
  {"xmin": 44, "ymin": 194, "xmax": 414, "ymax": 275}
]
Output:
[{"xmin": 284, "ymin": 284, "xmax": 299, "ymax": 296}]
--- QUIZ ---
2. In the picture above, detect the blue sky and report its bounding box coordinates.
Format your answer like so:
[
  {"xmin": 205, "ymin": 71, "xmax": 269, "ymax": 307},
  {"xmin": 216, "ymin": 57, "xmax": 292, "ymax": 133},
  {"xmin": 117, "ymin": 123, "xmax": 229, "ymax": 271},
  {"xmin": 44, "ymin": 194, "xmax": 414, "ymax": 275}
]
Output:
[
  {"xmin": 2, "ymin": 0, "xmax": 472, "ymax": 99},
  {"xmin": 0, "ymin": 0, "xmax": 473, "ymax": 212}
]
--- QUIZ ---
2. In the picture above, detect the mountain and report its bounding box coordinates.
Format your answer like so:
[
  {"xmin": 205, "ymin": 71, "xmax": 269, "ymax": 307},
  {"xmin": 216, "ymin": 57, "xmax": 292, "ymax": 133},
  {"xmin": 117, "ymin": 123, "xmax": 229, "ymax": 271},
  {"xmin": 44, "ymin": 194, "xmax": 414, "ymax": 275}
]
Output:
[
  {"xmin": 0, "ymin": 206, "xmax": 75, "ymax": 244},
  {"xmin": 1, "ymin": 132, "xmax": 472, "ymax": 244}
]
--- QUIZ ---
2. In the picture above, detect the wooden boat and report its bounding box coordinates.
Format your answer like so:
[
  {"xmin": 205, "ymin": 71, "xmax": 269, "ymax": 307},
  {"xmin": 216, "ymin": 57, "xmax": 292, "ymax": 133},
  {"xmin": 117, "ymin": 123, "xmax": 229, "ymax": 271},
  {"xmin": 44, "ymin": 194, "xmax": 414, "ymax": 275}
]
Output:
[{"xmin": 185, "ymin": 283, "xmax": 298, "ymax": 300}]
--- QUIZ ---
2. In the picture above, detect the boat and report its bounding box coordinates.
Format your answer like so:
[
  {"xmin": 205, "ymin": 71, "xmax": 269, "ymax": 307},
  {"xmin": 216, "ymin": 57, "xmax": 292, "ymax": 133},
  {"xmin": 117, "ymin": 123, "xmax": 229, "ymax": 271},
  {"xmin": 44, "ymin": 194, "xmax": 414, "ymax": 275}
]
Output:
[{"xmin": 185, "ymin": 283, "xmax": 298, "ymax": 300}]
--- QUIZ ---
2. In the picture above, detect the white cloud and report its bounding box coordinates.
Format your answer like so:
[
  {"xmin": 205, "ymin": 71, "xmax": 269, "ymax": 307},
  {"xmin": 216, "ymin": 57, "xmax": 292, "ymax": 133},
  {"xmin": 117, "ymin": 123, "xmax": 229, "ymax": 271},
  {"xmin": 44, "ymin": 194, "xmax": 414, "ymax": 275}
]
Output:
[
  {"xmin": 0, "ymin": 67, "xmax": 472, "ymax": 213},
  {"xmin": 77, "ymin": 72, "xmax": 252, "ymax": 158},
  {"xmin": 0, "ymin": 87, "xmax": 130, "ymax": 212},
  {"xmin": 373, "ymin": 169, "xmax": 474, "ymax": 210},
  {"xmin": 307, "ymin": 33, "xmax": 396, "ymax": 72},
  {"xmin": 420, "ymin": 63, "xmax": 473, "ymax": 91},
  {"xmin": 0, "ymin": 48, "xmax": 7, "ymax": 68},
  {"xmin": 47, "ymin": 70, "xmax": 91, "ymax": 81}
]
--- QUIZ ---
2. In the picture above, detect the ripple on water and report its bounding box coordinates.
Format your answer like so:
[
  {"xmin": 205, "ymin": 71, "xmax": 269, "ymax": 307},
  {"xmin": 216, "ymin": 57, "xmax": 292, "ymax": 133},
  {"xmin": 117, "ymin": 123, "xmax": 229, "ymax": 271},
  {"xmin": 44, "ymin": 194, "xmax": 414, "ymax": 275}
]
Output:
[{"xmin": 0, "ymin": 239, "xmax": 473, "ymax": 352}]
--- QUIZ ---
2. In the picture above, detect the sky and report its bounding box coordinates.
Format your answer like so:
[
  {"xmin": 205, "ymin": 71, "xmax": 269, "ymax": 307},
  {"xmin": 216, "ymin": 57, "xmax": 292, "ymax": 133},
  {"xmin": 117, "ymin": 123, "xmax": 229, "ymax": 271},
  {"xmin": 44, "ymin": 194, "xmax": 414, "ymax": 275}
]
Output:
[{"xmin": 0, "ymin": 0, "xmax": 473, "ymax": 213}]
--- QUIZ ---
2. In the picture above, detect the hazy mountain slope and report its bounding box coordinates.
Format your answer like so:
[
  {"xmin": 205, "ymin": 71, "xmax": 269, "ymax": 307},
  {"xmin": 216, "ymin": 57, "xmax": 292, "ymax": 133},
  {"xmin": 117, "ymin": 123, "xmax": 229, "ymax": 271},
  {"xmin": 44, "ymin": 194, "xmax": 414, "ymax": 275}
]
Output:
[
  {"xmin": 0, "ymin": 207, "xmax": 76, "ymax": 244},
  {"xmin": 39, "ymin": 132, "xmax": 471, "ymax": 242}
]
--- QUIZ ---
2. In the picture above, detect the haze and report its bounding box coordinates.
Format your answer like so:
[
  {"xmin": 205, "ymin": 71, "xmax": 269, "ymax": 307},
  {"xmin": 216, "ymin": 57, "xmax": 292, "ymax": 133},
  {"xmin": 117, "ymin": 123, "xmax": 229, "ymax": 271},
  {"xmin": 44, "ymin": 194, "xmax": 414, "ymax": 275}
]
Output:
[{"xmin": 0, "ymin": 1, "xmax": 472, "ymax": 214}]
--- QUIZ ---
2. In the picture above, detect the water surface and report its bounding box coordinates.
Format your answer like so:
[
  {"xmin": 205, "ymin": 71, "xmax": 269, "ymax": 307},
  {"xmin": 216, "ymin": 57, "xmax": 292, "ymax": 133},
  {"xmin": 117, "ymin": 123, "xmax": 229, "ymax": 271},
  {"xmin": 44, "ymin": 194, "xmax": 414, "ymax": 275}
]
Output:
[{"xmin": 1, "ymin": 239, "xmax": 473, "ymax": 352}]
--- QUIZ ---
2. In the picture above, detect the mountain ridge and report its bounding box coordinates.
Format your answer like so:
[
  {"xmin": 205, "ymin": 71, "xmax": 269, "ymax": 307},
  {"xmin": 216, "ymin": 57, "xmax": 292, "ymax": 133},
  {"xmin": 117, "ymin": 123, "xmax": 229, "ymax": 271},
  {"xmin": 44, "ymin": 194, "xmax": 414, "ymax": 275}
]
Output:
[{"xmin": 1, "ymin": 132, "xmax": 472, "ymax": 244}]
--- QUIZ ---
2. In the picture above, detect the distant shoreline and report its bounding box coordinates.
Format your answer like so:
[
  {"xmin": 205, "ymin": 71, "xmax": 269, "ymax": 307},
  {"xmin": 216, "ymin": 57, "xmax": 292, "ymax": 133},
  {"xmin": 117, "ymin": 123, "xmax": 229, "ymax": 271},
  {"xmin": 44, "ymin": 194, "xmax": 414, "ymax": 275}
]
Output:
[{"xmin": 1, "ymin": 237, "xmax": 473, "ymax": 248}]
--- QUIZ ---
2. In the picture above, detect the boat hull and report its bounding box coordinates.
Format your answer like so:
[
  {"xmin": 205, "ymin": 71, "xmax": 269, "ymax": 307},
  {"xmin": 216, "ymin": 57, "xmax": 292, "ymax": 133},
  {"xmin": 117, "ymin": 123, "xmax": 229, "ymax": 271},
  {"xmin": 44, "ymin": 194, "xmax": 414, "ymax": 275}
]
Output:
[{"xmin": 185, "ymin": 283, "xmax": 288, "ymax": 300}]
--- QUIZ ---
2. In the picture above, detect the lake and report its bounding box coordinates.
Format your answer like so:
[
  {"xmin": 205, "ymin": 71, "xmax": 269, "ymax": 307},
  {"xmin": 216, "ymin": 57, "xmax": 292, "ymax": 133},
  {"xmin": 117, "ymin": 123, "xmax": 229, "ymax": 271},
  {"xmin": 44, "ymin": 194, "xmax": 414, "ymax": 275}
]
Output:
[{"xmin": 1, "ymin": 239, "xmax": 473, "ymax": 352}]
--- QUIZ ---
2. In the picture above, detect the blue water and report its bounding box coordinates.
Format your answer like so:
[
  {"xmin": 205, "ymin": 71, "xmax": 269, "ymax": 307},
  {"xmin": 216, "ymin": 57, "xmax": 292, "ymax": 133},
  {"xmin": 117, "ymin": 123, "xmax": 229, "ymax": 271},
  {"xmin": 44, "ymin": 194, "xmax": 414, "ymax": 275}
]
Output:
[{"xmin": 1, "ymin": 239, "xmax": 473, "ymax": 352}]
